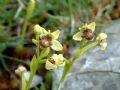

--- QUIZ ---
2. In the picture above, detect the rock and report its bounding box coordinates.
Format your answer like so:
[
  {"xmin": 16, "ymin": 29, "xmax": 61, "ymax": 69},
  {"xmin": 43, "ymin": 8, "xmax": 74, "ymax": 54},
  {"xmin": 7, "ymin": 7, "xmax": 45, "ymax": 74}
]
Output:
[
  {"xmin": 24, "ymin": 71, "xmax": 42, "ymax": 89},
  {"xmin": 52, "ymin": 20, "xmax": 120, "ymax": 90},
  {"xmin": 61, "ymin": 72, "xmax": 120, "ymax": 90}
]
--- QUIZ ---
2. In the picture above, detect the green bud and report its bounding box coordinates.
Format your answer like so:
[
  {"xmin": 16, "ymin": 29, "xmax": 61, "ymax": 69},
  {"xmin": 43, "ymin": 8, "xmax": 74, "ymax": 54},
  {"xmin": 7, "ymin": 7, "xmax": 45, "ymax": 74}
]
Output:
[
  {"xmin": 32, "ymin": 39, "xmax": 38, "ymax": 45},
  {"xmin": 34, "ymin": 24, "xmax": 42, "ymax": 35}
]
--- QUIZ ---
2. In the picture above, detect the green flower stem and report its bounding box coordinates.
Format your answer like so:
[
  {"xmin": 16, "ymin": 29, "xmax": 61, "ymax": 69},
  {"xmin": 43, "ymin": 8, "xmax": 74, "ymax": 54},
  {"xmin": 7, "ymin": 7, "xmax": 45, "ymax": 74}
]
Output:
[
  {"xmin": 27, "ymin": 50, "xmax": 48, "ymax": 90},
  {"xmin": 27, "ymin": 72, "xmax": 35, "ymax": 89},
  {"xmin": 57, "ymin": 61, "xmax": 72, "ymax": 90},
  {"xmin": 27, "ymin": 36, "xmax": 49, "ymax": 89},
  {"xmin": 80, "ymin": 39, "xmax": 88, "ymax": 48},
  {"xmin": 27, "ymin": 56, "xmax": 38, "ymax": 89},
  {"xmin": 22, "ymin": 72, "xmax": 27, "ymax": 90},
  {"xmin": 68, "ymin": 0, "xmax": 74, "ymax": 34},
  {"xmin": 21, "ymin": 0, "xmax": 35, "ymax": 40},
  {"xmin": 73, "ymin": 41, "xmax": 98, "ymax": 61},
  {"xmin": 27, "ymin": 35, "xmax": 40, "ymax": 89},
  {"xmin": 36, "ymin": 35, "xmax": 40, "ymax": 58},
  {"xmin": 57, "ymin": 41, "xmax": 98, "ymax": 90},
  {"xmin": 27, "ymin": 59, "xmax": 45, "ymax": 90},
  {"xmin": 68, "ymin": 0, "xmax": 72, "ymax": 19}
]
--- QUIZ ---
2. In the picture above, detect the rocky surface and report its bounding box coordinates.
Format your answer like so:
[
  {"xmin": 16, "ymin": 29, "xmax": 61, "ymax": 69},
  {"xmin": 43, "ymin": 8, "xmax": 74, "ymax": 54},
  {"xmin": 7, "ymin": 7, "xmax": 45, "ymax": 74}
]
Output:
[{"xmin": 52, "ymin": 20, "xmax": 120, "ymax": 90}]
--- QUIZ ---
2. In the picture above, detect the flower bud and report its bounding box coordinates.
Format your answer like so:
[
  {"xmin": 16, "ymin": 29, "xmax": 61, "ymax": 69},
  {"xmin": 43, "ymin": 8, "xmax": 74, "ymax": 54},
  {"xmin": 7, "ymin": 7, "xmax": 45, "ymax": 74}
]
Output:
[
  {"xmin": 34, "ymin": 24, "xmax": 42, "ymax": 35},
  {"xmin": 15, "ymin": 66, "xmax": 26, "ymax": 75},
  {"xmin": 32, "ymin": 39, "xmax": 38, "ymax": 45},
  {"xmin": 97, "ymin": 33, "xmax": 107, "ymax": 41},
  {"xmin": 97, "ymin": 33, "xmax": 107, "ymax": 50},
  {"xmin": 99, "ymin": 42, "xmax": 107, "ymax": 50}
]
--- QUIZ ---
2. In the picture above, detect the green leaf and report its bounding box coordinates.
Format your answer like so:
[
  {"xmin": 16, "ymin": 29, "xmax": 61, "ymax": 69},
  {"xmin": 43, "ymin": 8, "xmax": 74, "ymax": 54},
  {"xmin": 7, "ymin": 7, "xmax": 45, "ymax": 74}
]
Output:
[
  {"xmin": 27, "ymin": 55, "xmax": 38, "ymax": 89},
  {"xmin": 44, "ymin": 71, "xmax": 53, "ymax": 87},
  {"xmin": 0, "ymin": 44, "xmax": 6, "ymax": 53},
  {"xmin": 30, "ymin": 55, "xmax": 37, "ymax": 74},
  {"xmin": 22, "ymin": 73, "xmax": 27, "ymax": 90},
  {"xmin": 39, "ymin": 47, "xmax": 50, "ymax": 59},
  {"xmin": 105, "ymin": 0, "xmax": 115, "ymax": 16},
  {"xmin": 39, "ymin": 82, "xmax": 46, "ymax": 90}
]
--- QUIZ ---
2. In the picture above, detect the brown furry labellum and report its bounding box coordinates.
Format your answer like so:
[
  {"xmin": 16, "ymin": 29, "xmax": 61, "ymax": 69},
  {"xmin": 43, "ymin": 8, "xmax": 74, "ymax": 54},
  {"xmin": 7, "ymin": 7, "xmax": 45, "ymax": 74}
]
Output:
[
  {"xmin": 82, "ymin": 29, "xmax": 94, "ymax": 40},
  {"xmin": 40, "ymin": 35, "xmax": 52, "ymax": 48}
]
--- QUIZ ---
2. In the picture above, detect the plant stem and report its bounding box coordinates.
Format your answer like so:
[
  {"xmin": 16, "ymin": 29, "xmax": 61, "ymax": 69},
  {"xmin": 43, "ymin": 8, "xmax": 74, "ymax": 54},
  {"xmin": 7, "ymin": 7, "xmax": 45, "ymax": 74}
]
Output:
[
  {"xmin": 21, "ymin": 0, "xmax": 35, "ymax": 40},
  {"xmin": 57, "ymin": 41, "xmax": 98, "ymax": 90},
  {"xmin": 27, "ymin": 73, "xmax": 34, "ymax": 89},
  {"xmin": 22, "ymin": 72, "xmax": 27, "ymax": 90},
  {"xmin": 68, "ymin": 0, "xmax": 74, "ymax": 35},
  {"xmin": 68, "ymin": 0, "xmax": 72, "ymax": 19},
  {"xmin": 27, "ymin": 35, "xmax": 40, "ymax": 89},
  {"xmin": 36, "ymin": 35, "xmax": 40, "ymax": 58}
]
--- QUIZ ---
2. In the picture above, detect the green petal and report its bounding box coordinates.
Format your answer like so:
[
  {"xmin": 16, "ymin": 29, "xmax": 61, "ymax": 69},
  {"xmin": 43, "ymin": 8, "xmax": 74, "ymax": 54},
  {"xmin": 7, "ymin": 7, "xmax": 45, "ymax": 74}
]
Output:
[
  {"xmin": 51, "ymin": 30, "xmax": 60, "ymax": 39},
  {"xmin": 42, "ymin": 27, "xmax": 47, "ymax": 34},
  {"xmin": 87, "ymin": 22, "xmax": 96, "ymax": 32},
  {"xmin": 79, "ymin": 24, "xmax": 87, "ymax": 32},
  {"xmin": 32, "ymin": 39, "xmax": 38, "ymax": 45},
  {"xmin": 73, "ymin": 32, "xmax": 82, "ymax": 41},
  {"xmin": 51, "ymin": 40, "xmax": 63, "ymax": 51}
]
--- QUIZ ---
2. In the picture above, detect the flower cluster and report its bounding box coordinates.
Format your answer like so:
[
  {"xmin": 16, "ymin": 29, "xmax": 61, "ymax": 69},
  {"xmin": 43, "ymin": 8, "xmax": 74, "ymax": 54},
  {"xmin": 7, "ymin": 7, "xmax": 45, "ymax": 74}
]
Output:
[
  {"xmin": 33, "ymin": 24, "xmax": 65, "ymax": 70},
  {"xmin": 33, "ymin": 24, "xmax": 63, "ymax": 51},
  {"xmin": 73, "ymin": 22, "xmax": 107, "ymax": 50},
  {"xmin": 33, "ymin": 22, "xmax": 107, "ymax": 70}
]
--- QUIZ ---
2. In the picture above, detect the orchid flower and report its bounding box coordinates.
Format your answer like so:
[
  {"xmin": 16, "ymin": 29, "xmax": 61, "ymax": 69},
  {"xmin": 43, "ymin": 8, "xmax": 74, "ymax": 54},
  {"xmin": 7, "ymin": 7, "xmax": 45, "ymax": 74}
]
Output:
[{"xmin": 73, "ymin": 22, "xmax": 96, "ymax": 41}]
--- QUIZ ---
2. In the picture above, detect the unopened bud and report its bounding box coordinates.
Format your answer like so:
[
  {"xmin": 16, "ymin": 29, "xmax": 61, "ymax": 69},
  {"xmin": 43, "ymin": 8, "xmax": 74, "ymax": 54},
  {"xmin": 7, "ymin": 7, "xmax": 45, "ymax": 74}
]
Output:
[
  {"xmin": 99, "ymin": 42, "xmax": 107, "ymax": 50},
  {"xmin": 15, "ymin": 66, "xmax": 26, "ymax": 75},
  {"xmin": 34, "ymin": 24, "xmax": 42, "ymax": 35},
  {"xmin": 97, "ymin": 33, "xmax": 107, "ymax": 41},
  {"xmin": 32, "ymin": 39, "xmax": 38, "ymax": 45}
]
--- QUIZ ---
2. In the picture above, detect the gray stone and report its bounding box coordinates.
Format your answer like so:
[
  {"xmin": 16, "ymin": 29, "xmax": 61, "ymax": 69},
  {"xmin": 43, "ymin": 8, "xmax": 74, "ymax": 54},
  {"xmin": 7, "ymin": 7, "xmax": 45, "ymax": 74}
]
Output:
[
  {"xmin": 61, "ymin": 72, "xmax": 120, "ymax": 90},
  {"xmin": 52, "ymin": 20, "xmax": 120, "ymax": 90}
]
